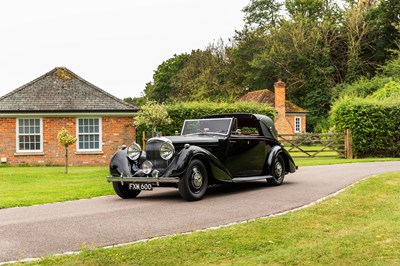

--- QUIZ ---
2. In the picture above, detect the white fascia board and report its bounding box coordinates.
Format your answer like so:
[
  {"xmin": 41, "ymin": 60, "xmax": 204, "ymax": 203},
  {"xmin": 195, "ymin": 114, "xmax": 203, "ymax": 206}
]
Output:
[{"xmin": 0, "ymin": 112, "xmax": 137, "ymax": 118}]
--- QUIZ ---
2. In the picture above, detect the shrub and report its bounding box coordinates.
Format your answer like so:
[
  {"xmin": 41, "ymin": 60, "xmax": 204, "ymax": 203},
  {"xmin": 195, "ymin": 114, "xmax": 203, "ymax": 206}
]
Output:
[
  {"xmin": 331, "ymin": 76, "xmax": 393, "ymax": 100},
  {"xmin": 330, "ymin": 96, "xmax": 400, "ymax": 157},
  {"xmin": 137, "ymin": 101, "xmax": 275, "ymax": 138},
  {"xmin": 368, "ymin": 81, "xmax": 400, "ymax": 100}
]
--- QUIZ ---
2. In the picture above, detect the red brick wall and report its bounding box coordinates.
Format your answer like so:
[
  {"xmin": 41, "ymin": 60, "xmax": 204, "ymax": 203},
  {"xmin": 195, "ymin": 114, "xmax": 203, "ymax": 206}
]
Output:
[
  {"xmin": 286, "ymin": 114, "xmax": 307, "ymax": 133},
  {"xmin": 0, "ymin": 116, "xmax": 135, "ymax": 166},
  {"xmin": 0, "ymin": 118, "xmax": 15, "ymax": 161}
]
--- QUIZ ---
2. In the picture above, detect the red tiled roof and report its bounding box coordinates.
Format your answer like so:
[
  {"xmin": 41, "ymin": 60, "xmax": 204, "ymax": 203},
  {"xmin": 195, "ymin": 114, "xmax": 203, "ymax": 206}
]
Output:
[{"xmin": 237, "ymin": 89, "xmax": 307, "ymax": 113}]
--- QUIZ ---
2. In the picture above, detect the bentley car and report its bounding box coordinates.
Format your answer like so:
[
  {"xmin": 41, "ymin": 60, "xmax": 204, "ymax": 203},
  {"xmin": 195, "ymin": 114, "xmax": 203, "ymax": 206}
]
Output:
[{"xmin": 107, "ymin": 113, "xmax": 297, "ymax": 201}]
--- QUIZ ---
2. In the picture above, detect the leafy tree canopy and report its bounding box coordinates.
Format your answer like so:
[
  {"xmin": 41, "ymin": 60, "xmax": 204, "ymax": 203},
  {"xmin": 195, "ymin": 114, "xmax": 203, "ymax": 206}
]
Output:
[
  {"xmin": 139, "ymin": 0, "xmax": 399, "ymax": 132},
  {"xmin": 133, "ymin": 101, "xmax": 172, "ymax": 136}
]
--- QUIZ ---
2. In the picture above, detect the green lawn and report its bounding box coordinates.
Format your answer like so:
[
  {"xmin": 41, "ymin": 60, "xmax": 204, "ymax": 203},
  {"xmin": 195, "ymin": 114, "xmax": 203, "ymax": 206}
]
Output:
[
  {"xmin": 0, "ymin": 166, "xmax": 112, "ymax": 209},
  {"xmin": 295, "ymin": 157, "xmax": 400, "ymax": 166},
  {"xmin": 25, "ymin": 172, "xmax": 400, "ymax": 265}
]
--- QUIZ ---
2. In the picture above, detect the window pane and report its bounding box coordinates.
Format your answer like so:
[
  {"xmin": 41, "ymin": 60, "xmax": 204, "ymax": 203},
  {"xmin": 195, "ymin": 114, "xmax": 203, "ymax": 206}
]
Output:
[
  {"xmin": 77, "ymin": 118, "xmax": 100, "ymax": 150},
  {"xmin": 17, "ymin": 119, "xmax": 41, "ymax": 151}
]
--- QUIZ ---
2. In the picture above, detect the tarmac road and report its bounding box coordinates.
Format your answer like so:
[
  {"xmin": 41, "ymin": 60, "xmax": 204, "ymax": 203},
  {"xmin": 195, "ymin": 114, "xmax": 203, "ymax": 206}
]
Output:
[{"xmin": 1, "ymin": 161, "xmax": 400, "ymax": 263}]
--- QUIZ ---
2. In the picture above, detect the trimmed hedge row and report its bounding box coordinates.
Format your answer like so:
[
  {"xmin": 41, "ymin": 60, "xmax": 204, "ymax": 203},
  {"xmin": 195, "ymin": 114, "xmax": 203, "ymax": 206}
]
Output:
[
  {"xmin": 330, "ymin": 97, "xmax": 400, "ymax": 157},
  {"xmin": 137, "ymin": 101, "xmax": 275, "ymax": 138}
]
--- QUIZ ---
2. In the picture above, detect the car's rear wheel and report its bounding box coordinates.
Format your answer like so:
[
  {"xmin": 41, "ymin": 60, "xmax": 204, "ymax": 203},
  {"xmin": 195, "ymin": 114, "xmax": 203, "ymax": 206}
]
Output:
[
  {"xmin": 267, "ymin": 155, "xmax": 285, "ymax": 186},
  {"xmin": 112, "ymin": 182, "xmax": 141, "ymax": 199},
  {"xmin": 178, "ymin": 159, "xmax": 208, "ymax": 201}
]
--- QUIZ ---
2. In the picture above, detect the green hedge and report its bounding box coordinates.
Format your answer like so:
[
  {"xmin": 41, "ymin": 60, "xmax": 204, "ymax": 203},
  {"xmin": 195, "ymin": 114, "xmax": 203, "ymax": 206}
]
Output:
[
  {"xmin": 137, "ymin": 101, "xmax": 275, "ymax": 139},
  {"xmin": 330, "ymin": 97, "xmax": 400, "ymax": 157}
]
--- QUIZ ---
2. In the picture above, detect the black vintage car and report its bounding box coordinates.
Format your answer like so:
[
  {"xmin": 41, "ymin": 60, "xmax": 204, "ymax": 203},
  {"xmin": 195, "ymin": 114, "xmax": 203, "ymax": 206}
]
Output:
[{"xmin": 107, "ymin": 113, "xmax": 297, "ymax": 201}]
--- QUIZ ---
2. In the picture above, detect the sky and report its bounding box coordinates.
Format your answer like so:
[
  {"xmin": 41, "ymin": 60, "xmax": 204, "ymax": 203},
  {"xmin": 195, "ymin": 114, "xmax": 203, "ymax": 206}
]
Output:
[{"xmin": 0, "ymin": 0, "xmax": 249, "ymax": 99}]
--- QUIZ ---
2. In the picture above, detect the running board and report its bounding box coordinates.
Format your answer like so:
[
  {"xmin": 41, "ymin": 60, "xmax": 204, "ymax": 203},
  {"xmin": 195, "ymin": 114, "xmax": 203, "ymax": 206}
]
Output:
[{"xmin": 231, "ymin": 175, "xmax": 272, "ymax": 183}]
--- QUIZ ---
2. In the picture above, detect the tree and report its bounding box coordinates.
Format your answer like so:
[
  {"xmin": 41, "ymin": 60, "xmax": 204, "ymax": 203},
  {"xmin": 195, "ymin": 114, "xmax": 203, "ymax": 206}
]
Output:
[
  {"xmin": 242, "ymin": 0, "xmax": 283, "ymax": 28},
  {"xmin": 361, "ymin": 0, "xmax": 400, "ymax": 72},
  {"xmin": 173, "ymin": 42, "xmax": 239, "ymax": 101},
  {"xmin": 57, "ymin": 128, "xmax": 77, "ymax": 174},
  {"xmin": 123, "ymin": 96, "xmax": 146, "ymax": 107},
  {"xmin": 133, "ymin": 101, "xmax": 172, "ymax": 137},
  {"xmin": 144, "ymin": 53, "xmax": 189, "ymax": 102}
]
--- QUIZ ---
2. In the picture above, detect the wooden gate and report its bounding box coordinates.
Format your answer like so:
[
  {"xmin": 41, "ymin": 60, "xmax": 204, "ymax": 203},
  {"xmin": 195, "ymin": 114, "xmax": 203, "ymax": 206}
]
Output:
[{"xmin": 278, "ymin": 130, "xmax": 353, "ymax": 159}]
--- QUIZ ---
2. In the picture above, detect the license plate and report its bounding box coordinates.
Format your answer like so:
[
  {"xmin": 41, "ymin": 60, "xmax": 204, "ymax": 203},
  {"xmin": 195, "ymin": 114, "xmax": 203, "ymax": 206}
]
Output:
[{"xmin": 128, "ymin": 183, "xmax": 153, "ymax": 191}]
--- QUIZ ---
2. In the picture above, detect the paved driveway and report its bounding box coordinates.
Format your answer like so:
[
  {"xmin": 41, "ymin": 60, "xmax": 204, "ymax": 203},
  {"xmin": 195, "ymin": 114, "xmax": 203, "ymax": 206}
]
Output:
[{"xmin": 1, "ymin": 162, "xmax": 400, "ymax": 263}]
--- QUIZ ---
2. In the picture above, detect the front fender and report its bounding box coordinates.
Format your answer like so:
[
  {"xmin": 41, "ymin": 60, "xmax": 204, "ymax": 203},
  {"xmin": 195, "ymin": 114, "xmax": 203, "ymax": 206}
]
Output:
[
  {"xmin": 109, "ymin": 149, "xmax": 132, "ymax": 177},
  {"xmin": 265, "ymin": 145, "xmax": 297, "ymax": 175},
  {"xmin": 109, "ymin": 149, "xmax": 146, "ymax": 177},
  {"xmin": 164, "ymin": 145, "xmax": 232, "ymax": 182}
]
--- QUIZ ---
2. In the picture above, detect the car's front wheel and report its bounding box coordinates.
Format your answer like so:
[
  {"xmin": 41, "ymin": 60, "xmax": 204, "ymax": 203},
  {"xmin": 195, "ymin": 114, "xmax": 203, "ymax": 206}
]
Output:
[
  {"xmin": 112, "ymin": 182, "xmax": 141, "ymax": 199},
  {"xmin": 267, "ymin": 155, "xmax": 285, "ymax": 186},
  {"xmin": 178, "ymin": 159, "xmax": 208, "ymax": 201}
]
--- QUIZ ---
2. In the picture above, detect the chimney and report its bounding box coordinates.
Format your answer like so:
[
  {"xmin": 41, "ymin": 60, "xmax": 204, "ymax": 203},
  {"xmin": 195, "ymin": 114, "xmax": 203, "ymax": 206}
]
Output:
[{"xmin": 274, "ymin": 79, "xmax": 286, "ymax": 117}]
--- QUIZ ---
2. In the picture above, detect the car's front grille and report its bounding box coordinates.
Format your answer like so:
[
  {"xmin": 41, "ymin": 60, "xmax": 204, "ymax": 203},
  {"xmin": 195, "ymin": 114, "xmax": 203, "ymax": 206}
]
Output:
[{"xmin": 146, "ymin": 141, "xmax": 168, "ymax": 174}]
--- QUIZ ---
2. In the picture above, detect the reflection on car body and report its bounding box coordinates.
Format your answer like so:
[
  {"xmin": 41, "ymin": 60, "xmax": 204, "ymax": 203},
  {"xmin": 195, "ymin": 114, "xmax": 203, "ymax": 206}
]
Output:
[{"xmin": 107, "ymin": 113, "xmax": 297, "ymax": 201}]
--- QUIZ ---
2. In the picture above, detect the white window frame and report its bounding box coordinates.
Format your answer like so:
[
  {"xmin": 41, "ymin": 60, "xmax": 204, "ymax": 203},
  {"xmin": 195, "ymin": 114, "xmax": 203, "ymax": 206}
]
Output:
[
  {"xmin": 76, "ymin": 117, "xmax": 102, "ymax": 152},
  {"xmin": 16, "ymin": 118, "xmax": 43, "ymax": 153},
  {"xmin": 294, "ymin": 117, "xmax": 301, "ymax": 133}
]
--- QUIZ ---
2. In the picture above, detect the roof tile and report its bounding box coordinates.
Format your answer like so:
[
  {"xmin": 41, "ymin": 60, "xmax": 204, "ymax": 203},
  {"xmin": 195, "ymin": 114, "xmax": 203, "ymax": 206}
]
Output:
[
  {"xmin": 237, "ymin": 89, "xmax": 307, "ymax": 113},
  {"xmin": 0, "ymin": 67, "xmax": 139, "ymax": 113}
]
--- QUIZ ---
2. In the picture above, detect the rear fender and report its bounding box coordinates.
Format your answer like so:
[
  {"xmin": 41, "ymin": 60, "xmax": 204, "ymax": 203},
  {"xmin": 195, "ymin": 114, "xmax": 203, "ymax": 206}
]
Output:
[{"xmin": 265, "ymin": 146, "xmax": 297, "ymax": 175}]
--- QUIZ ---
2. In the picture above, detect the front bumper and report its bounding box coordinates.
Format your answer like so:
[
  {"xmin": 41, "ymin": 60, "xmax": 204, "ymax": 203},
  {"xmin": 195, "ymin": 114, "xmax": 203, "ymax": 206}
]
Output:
[{"xmin": 107, "ymin": 176, "xmax": 179, "ymax": 186}]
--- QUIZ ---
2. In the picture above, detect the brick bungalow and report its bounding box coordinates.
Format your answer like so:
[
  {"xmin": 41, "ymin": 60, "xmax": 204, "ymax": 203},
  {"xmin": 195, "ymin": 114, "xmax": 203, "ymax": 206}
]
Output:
[
  {"xmin": 237, "ymin": 79, "xmax": 307, "ymax": 134},
  {"xmin": 0, "ymin": 67, "xmax": 138, "ymax": 166}
]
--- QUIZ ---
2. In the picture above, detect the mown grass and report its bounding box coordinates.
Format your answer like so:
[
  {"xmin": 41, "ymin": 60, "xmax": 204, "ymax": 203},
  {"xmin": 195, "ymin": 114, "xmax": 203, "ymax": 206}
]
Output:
[
  {"xmin": 23, "ymin": 172, "xmax": 400, "ymax": 266},
  {"xmin": 295, "ymin": 157, "xmax": 400, "ymax": 166},
  {"xmin": 0, "ymin": 166, "xmax": 112, "ymax": 209}
]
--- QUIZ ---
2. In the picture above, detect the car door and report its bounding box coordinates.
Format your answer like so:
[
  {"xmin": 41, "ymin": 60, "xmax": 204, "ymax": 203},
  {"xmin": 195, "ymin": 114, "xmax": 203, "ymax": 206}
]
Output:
[{"xmin": 224, "ymin": 134, "xmax": 270, "ymax": 177}]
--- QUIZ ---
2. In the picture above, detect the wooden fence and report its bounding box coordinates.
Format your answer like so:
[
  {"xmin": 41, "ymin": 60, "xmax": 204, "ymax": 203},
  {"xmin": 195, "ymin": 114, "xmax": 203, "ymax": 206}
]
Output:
[{"xmin": 278, "ymin": 129, "xmax": 353, "ymax": 159}]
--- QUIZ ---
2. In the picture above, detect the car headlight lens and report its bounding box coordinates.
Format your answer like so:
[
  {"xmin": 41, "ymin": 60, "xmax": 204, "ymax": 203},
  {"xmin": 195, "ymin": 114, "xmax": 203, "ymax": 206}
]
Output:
[
  {"xmin": 160, "ymin": 142, "xmax": 175, "ymax": 160},
  {"xmin": 142, "ymin": 160, "xmax": 153, "ymax": 175},
  {"xmin": 127, "ymin": 142, "xmax": 141, "ymax": 160}
]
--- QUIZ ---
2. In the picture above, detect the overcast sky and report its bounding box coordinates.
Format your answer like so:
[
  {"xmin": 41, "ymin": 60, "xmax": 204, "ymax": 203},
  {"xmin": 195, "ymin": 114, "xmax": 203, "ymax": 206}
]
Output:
[{"xmin": 0, "ymin": 0, "xmax": 248, "ymax": 99}]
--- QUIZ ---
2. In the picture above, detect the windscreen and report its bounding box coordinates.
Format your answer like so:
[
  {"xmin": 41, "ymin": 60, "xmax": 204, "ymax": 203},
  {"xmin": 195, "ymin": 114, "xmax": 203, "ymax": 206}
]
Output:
[{"xmin": 181, "ymin": 118, "xmax": 233, "ymax": 136}]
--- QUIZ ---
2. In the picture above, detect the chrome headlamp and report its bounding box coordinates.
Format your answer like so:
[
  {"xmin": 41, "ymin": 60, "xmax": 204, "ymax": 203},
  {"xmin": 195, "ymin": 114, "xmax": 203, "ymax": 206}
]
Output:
[
  {"xmin": 142, "ymin": 160, "xmax": 153, "ymax": 175},
  {"xmin": 127, "ymin": 142, "xmax": 141, "ymax": 160},
  {"xmin": 160, "ymin": 142, "xmax": 175, "ymax": 160}
]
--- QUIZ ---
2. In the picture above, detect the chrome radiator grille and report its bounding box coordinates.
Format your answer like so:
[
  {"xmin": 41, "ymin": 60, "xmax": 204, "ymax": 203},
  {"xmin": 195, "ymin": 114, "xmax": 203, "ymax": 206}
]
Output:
[{"xmin": 146, "ymin": 141, "xmax": 168, "ymax": 173}]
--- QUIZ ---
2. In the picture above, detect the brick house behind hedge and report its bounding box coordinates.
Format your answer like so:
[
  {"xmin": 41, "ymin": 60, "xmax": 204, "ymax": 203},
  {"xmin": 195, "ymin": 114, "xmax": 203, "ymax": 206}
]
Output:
[
  {"xmin": 237, "ymin": 80, "xmax": 307, "ymax": 134},
  {"xmin": 0, "ymin": 67, "xmax": 138, "ymax": 166}
]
